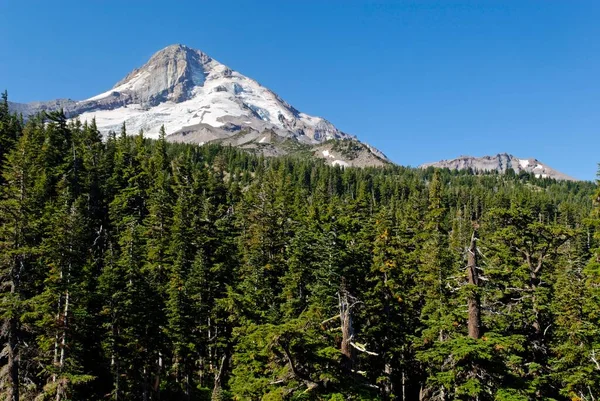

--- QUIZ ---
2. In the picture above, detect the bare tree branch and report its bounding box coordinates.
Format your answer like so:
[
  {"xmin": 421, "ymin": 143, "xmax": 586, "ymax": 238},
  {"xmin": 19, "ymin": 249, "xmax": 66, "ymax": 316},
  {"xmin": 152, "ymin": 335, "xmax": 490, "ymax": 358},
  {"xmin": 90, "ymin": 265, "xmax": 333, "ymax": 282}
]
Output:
[{"xmin": 350, "ymin": 342, "xmax": 379, "ymax": 356}]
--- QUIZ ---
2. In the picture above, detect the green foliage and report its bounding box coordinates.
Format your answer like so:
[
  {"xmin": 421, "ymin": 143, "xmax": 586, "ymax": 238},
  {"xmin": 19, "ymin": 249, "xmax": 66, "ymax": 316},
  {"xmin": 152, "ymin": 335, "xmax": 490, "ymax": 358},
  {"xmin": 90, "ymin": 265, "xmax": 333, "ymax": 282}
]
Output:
[{"xmin": 0, "ymin": 92, "xmax": 598, "ymax": 400}]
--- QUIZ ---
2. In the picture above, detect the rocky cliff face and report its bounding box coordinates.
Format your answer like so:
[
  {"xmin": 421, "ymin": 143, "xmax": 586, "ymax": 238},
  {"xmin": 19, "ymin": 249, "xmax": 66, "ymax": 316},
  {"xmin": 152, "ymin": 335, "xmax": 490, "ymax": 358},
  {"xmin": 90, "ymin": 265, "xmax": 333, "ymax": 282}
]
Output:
[
  {"xmin": 109, "ymin": 44, "xmax": 211, "ymax": 106},
  {"xmin": 420, "ymin": 153, "xmax": 577, "ymax": 181},
  {"xmin": 9, "ymin": 44, "xmax": 388, "ymax": 167}
]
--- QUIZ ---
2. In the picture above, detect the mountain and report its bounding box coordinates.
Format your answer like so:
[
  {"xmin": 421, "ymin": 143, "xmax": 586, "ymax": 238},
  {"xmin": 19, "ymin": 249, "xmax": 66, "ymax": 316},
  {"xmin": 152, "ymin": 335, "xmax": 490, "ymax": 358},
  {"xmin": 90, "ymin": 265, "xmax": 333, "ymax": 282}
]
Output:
[
  {"xmin": 420, "ymin": 153, "xmax": 577, "ymax": 181},
  {"xmin": 9, "ymin": 44, "xmax": 388, "ymax": 167}
]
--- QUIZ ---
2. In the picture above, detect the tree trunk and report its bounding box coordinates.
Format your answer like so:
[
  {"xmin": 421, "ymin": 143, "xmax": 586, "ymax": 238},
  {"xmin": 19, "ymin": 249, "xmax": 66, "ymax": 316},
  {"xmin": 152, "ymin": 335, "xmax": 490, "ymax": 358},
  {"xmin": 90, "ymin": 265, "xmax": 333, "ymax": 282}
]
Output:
[
  {"xmin": 8, "ymin": 257, "xmax": 22, "ymax": 401},
  {"xmin": 466, "ymin": 230, "xmax": 481, "ymax": 339},
  {"xmin": 419, "ymin": 385, "xmax": 429, "ymax": 401},
  {"xmin": 153, "ymin": 352, "xmax": 162, "ymax": 400},
  {"xmin": 55, "ymin": 282, "xmax": 70, "ymax": 401},
  {"xmin": 383, "ymin": 362, "xmax": 392, "ymax": 399},
  {"xmin": 111, "ymin": 319, "xmax": 119, "ymax": 401},
  {"xmin": 530, "ymin": 270, "xmax": 542, "ymax": 336},
  {"xmin": 8, "ymin": 315, "xmax": 19, "ymax": 401},
  {"xmin": 211, "ymin": 354, "xmax": 227, "ymax": 401},
  {"xmin": 142, "ymin": 365, "xmax": 149, "ymax": 401},
  {"xmin": 339, "ymin": 281, "xmax": 355, "ymax": 371},
  {"xmin": 53, "ymin": 295, "xmax": 62, "ymax": 383},
  {"xmin": 402, "ymin": 368, "xmax": 406, "ymax": 401}
]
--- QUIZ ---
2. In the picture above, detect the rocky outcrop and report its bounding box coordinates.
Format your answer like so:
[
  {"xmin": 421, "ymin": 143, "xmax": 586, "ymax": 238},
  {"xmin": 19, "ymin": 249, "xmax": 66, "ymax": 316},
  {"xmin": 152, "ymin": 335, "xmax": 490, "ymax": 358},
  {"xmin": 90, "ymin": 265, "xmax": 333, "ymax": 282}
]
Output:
[{"xmin": 420, "ymin": 153, "xmax": 577, "ymax": 181}]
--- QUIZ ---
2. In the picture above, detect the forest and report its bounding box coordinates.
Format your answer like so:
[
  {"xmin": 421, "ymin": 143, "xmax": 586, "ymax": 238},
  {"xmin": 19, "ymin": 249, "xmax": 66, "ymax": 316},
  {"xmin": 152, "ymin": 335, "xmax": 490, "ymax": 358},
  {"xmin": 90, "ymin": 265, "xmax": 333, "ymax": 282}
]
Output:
[{"xmin": 0, "ymin": 91, "xmax": 599, "ymax": 401}]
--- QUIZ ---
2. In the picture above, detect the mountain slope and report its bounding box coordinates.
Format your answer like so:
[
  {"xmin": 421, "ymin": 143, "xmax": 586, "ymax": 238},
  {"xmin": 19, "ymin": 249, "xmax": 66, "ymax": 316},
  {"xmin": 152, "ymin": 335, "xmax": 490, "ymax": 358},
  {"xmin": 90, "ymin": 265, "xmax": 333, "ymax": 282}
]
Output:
[
  {"xmin": 9, "ymin": 44, "xmax": 388, "ymax": 167},
  {"xmin": 420, "ymin": 153, "xmax": 577, "ymax": 181}
]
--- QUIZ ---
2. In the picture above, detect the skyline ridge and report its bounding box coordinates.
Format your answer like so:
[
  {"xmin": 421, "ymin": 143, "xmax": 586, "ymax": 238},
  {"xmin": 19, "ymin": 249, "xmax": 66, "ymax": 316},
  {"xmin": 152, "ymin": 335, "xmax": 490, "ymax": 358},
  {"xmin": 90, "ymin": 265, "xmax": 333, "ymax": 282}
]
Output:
[{"xmin": 2, "ymin": 1, "xmax": 598, "ymax": 180}]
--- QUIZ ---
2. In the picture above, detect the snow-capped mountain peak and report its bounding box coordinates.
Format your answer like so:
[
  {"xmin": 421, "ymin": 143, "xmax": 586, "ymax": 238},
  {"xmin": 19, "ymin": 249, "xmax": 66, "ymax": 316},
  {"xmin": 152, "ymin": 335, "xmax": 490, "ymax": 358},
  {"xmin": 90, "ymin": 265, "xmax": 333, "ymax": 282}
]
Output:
[
  {"xmin": 71, "ymin": 44, "xmax": 347, "ymax": 142},
  {"xmin": 8, "ymin": 44, "xmax": 389, "ymax": 167}
]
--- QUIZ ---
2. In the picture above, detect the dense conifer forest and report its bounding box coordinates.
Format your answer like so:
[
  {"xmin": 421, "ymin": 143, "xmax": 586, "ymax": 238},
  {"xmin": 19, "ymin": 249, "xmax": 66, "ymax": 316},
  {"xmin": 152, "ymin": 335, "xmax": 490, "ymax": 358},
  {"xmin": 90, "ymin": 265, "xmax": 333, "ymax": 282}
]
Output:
[{"xmin": 0, "ymin": 91, "xmax": 599, "ymax": 400}]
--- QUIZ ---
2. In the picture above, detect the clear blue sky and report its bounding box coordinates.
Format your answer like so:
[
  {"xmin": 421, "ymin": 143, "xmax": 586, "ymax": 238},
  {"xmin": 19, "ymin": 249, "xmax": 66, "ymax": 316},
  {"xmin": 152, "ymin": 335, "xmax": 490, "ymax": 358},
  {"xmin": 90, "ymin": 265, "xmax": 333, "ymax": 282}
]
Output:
[{"xmin": 1, "ymin": 1, "xmax": 598, "ymax": 180}]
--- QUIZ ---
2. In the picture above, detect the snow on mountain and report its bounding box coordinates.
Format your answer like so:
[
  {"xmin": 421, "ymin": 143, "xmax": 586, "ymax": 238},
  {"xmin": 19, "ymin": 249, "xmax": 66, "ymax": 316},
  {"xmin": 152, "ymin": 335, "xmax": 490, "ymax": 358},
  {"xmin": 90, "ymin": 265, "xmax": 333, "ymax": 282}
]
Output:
[
  {"xmin": 9, "ymin": 44, "xmax": 388, "ymax": 167},
  {"xmin": 420, "ymin": 153, "xmax": 577, "ymax": 181},
  {"xmin": 75, "ymin": 44, "xmax": 349, "ymax": 141}
]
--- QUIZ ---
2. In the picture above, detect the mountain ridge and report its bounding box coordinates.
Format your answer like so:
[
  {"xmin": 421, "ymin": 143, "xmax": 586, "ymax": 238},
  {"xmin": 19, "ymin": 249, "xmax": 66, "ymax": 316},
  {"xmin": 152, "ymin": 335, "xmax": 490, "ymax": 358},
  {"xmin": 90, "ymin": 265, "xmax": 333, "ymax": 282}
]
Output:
[
  {"xmin": 8, "ymin": 45, "xmax": 577, "ymax": 175},
  {"xmin": 420, "ymin": 152, "xmax": 578, "ymax": 181}
]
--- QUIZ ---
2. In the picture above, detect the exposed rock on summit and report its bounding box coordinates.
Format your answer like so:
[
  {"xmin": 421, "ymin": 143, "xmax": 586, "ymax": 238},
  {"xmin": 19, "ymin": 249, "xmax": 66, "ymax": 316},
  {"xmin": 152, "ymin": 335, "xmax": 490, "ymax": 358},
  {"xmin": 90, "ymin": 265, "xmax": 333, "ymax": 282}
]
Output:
[{"xmin": 420, "ymin": 153, "xmax": 577, "ymax": 181}]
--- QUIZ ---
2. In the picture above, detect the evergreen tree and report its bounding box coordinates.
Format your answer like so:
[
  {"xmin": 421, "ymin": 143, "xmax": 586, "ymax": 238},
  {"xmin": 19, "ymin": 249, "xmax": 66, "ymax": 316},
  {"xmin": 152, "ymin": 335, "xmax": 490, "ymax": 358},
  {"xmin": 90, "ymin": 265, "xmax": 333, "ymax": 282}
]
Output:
[
  {"xmin": 0, "ymin": 91, "xmax": 21, "ymax": 175},
  {"xmin": 0, "ymin": 117, "xmax": 49, "ymax": 401},
  {"xmin": 0, "ymin": 109, "xmax": 596, "ymax": 400},
  {"xmin": 32, "ymin": 190, "xmax": 94, "ymax": 400}
]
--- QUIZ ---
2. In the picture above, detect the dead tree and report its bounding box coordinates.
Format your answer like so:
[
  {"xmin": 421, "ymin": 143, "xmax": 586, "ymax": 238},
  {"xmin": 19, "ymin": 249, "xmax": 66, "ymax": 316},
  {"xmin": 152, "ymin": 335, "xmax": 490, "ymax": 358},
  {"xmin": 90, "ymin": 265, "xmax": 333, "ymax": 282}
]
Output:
[
  {"xmin": 211, "ymin": 353, "xmax": 228, "ymax": 401},
  {"xmin": 337, "ymin": 280, "xmax": 378, "ymax": 372},
  {"xmin": 339, "ymin": 281, "xmax": 356, "ymax": 371},
  {"xmin": 466, "ymin": 230, "xmax": 481, "ymax": 339}
]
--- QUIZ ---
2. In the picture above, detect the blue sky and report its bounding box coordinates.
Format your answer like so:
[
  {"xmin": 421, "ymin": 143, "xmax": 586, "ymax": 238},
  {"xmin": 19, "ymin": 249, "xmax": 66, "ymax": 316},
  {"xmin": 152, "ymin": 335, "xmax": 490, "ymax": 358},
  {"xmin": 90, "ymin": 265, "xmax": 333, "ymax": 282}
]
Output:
[{"xmin": 1, "ymin": 1, "xmax": 599, "ymax": 180}]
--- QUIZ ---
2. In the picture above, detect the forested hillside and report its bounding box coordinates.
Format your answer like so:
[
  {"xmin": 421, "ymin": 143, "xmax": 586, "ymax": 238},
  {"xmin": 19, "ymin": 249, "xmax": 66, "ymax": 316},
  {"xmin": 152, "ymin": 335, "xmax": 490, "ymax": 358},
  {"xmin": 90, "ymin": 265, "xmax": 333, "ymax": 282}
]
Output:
[{"xmin": 0, "ymin": 91, "xmax": 599, "ymax": 401}]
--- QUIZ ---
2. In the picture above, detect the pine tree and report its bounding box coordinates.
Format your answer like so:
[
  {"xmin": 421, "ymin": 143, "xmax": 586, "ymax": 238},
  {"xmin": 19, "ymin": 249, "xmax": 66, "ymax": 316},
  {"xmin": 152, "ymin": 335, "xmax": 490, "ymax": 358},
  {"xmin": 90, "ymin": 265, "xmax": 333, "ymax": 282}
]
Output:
[
  {"xmin": 99, "ymin": 129, "xmax": 155, "ymax": 400},
  {"xmin": 363, "ymin": 203, "xmax": 421, "ymax": 399},
  {"xmin": 0, "ymin": 118, "xmax": 46, "ymax": 401},
  {"xmin": 32, "ymin": 190, "xmax": 95, "ymax": 400},
  {"xmin": 416, "ymin": 171, "xmax": 457, "ymax": 400},
  {"xmin": 484, "ymin": 202, "xmax": 575, "ymax": 399},
  {"xmin": 164, "ymin": 154, "xmax": 198, "ymax": 398},
  {"xmin": 141, "ymin": 126, "xmax": 172, "ymax": 399},
  {"xmin": 0, "ymin": 91, "xmax": 21, "ymax": 176}
]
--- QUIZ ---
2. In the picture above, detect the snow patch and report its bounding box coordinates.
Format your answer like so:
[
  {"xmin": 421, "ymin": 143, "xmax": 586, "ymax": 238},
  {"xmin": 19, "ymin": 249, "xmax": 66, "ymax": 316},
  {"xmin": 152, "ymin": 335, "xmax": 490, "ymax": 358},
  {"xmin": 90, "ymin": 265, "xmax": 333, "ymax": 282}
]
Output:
[
  {"xmin": 322, "ymin": 150, "xmax": 336, "ymax": 159},
  {"xmin": 518, "ymin": 159, "xmax": 529, "ymax": 169},
  {"xmin": 332, "ymin": 160, "xmax": 349, "ymax": 167},
  {"xmin": 86, "ymin": 71, "xmax": 151, "ymax": 102}
]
